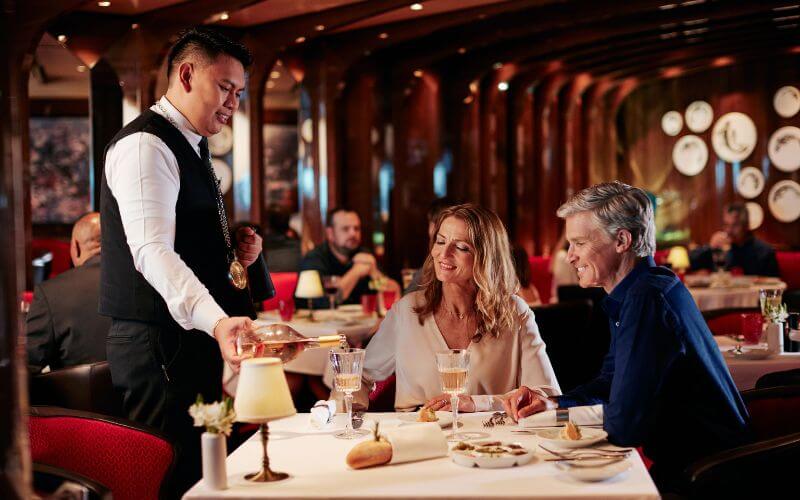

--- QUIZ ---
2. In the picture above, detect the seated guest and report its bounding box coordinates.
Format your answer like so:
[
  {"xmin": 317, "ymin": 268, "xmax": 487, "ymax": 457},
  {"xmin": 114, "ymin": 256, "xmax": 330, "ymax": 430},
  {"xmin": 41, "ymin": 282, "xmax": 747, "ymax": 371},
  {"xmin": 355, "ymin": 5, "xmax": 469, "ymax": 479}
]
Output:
[
  {"xmin": 26, "ymin": 212, "xmax": 111, "ymax": 373},
  {"xmin": 502, "ymin": 182, "xmax": 751, "ymax": 492},
  {"xmin": 511, "ymin": 246, "xmax": 542, "ymax": 307},
  {"xmin": 358, "ymin": 204, "xmax": 560, "ymax": 411},
  {"xmin": 405, "ymin": 197, "xmax": 458, "ymax": 294},
  {"xmin": 549, "ymin": 231, "xmax": 579, "ymax": 302},
  {"xmin": 689, "ymin": 202, "xmax": 779, "ymax": 276},
  {"xmin": 262, "ymin": 204, "xmax": 301, "ymax": 272},
  {"xmin": 298, "ymin": 207, "xmax": 399, "ymax": 308}
]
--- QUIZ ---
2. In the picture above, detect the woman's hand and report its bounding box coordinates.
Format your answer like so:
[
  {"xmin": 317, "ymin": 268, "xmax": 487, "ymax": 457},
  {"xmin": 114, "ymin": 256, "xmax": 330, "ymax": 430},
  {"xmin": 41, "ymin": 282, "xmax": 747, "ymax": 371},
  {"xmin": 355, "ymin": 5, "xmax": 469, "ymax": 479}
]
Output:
[{"xmin": 423, "ymin": 394, "xmax": 476, "ymax": 413}]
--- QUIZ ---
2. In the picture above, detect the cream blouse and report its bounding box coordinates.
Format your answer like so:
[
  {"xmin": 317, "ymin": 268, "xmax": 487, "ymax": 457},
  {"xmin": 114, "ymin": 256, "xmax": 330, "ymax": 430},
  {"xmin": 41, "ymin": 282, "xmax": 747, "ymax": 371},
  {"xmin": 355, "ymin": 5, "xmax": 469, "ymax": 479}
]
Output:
[{"xmin": 358, "ymin": 291, "xmax": 561, "ymax": 411}]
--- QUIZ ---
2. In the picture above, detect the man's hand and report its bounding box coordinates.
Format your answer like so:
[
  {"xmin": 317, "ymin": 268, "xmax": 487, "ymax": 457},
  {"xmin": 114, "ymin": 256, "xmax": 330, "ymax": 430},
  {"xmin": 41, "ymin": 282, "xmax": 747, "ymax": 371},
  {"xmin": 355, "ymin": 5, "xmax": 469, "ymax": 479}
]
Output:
[
  {"xmin": 501, "ymin": 386, "xmax": 558, "ymax": 421},
  {"xmin": 709, "ymin": 231, "xmax": 730, "ymax": 250},
  {"xmin": 235, "ymin": 226, "xmax": 263, "ymax": 268},
  {"xmin": 352, "ymin": 252, "xmax": 377, "ymax": 271},
  {"xmin": 424, "ymin": 394, "xmax": 476, "ymax": 413},
  {"xmin": 213, "ymin": 316, "xmax": 254, "ymax": 373}
]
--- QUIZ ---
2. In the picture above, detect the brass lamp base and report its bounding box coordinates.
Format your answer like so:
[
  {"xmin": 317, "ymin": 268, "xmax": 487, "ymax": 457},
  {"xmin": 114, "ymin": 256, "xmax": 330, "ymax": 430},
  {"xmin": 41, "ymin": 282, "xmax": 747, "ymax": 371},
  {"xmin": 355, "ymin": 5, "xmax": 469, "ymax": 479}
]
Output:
[{"xmin": 245, "ymin": 422, "xmax": 290, "ymax": 483}]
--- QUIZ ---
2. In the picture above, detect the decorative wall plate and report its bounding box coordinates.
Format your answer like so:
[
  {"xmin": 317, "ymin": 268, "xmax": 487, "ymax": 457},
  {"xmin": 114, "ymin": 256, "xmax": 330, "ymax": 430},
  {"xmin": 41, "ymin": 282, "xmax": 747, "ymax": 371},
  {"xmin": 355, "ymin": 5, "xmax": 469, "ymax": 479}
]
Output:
[
  {"xmin": 672, "ymin": 135, "xmax": 708, "ymax": 176},
  {"xmin": 774, "ymin": 86, "xmax": 800, "ymax": 118},
  {"xmin": 736, "ymin": 167, "xmax": 765, "ymax": 199},
  {"xmin": 212, "ymin": 158, "xmax": 233, "ymax": 194},
  {"xmin": 208, "ymin": 124, "xmax": 233, "ymax": 156},
  {"xmin": 768, "ymin": 126, "xmax": 800, "ymax": 172},
  {"xmin": 301, "ymin": 118, "xmax": 313, "ymax": 143},
  {"xmin": 768, "ymin": 180, "xmax": 800, "ymax": 223},
  {"xmin": 711, "ymin": 112, "xmax": 757, "ymax": 163},
  {"xmin": 661, "ymin": 111, "xmax": 683, "ymax": 136},
  {"xmin": 745, "ymin": 202, "xmax": 763, "ymax": 230},
  {"xmin": 685, "ymin": 100, "xmax": 713, "ymax": 133}
]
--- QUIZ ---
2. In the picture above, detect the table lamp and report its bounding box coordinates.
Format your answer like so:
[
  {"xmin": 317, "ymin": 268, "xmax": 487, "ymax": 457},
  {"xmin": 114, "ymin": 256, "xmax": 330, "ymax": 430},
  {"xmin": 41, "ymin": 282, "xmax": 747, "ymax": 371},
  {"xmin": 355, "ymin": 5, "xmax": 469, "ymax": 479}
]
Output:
[
  {"xmin": 295, "ymin": 269, "xmax": 324, "ymax": 321},
  {"xmin": 234, "ymin": 358, "xmax": 297, "ymax": 482},
  {"xmin": 667, "ymin": 246, "xmax": 690, "ymax": 273}
]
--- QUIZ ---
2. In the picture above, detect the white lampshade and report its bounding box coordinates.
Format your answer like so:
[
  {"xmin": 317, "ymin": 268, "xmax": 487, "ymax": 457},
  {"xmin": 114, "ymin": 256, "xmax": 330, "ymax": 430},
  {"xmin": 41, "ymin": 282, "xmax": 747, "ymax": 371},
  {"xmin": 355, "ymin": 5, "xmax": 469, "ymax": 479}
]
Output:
[
  {"xmin": 234, "ymin": 358, "xmax": 297, "ymax": 423},
  {"xmin": 667, "ymin": 246, "xmax": 690, "ymax": 271},
  {"xmin": 295, "ymin": 270, "xmax": 324, "ymax": 299}
]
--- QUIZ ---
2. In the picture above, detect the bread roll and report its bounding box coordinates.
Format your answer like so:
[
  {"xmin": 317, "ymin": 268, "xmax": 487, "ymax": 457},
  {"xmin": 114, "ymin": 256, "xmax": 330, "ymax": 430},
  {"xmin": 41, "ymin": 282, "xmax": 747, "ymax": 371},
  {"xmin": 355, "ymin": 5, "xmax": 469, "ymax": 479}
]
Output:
[{"xmin": 346, "ymin": 439, "xmax": 393, "ymax": 469}]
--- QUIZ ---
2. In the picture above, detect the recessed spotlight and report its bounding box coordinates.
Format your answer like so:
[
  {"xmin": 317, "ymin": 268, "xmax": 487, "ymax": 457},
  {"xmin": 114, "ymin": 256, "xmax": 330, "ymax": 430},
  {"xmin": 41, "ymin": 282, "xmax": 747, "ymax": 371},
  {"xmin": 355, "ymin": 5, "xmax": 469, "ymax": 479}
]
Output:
[
  {"xmin": 57, "ymin": 34, "xmax": 67, "ymax": 43},
  {"xmin": 458, "ymin": 47, "xmax": 466, "ymax": 54},
  {"xmin": 410, "ymin": 3, "xmax": 423, "ymax": 11},
  {"xmin": 76, "ymin": 65, "xmax": 87, "ymax": 73},
  {"xmin": 98, "ymin": 1, "xmax": 111, "ymax": 7},
  {"xmin": 493, "ymin": 62, "xmax": 503, "ymax": 70},
  {"xmin": 270, "ymin": 71, "xmax": 281, "ymax": 79},
  {"xmin": 497, "ymin": 81, "xmax": 509, "ymax": 92},
  {"xmin": 295, "ymin": 36, "xmax": 306, "ymax": 43},
  {"xmin": 219, "ymin": 12, "xmax": 229, "ymax": 21},
  {"xmin": 413, "ymin": 70, "xmax": 423, "ymax": 78},
  {"xmin": 378, "ymin": 32, "xmax": 389, "ymax": 39},
  {"xmin": 463, "ymin": 95, "xmax": 474, "ymax": 104},
  {"xmin": 315, "ymin": 24, "xmax": 325, "ymax": 31},
  {"xmin": 131, "ymin": 23, "xmax": 139, "ymax": 30}
]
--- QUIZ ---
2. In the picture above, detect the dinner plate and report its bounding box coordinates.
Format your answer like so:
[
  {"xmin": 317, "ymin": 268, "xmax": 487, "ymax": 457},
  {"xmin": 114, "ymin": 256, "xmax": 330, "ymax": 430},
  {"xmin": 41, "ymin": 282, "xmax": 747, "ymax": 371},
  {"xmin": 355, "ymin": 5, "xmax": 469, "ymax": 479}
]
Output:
[
  {"xmin": 774, "ymin": 86, "xmax": 800, "ymax": 118},
  {"xmin": 736, "ymin": 167, "xmax": 765, "ymax": 199},
  {"xmin": 768, "ymin": 180, "xmax": 800, "ymax": 223},
  {"xmin": 672, "ymin": 135, "xmax": 708, "ymax": 176},
  {"xmin": 398, "ymin": 411, "xmax": 455, "ymax": 429},
  {"xmin": 537, "ymin": 427, "xmax": 608, "ymax": 449},
  {"xmin": 451, "ymin": 441, "xmax": 534, "ymax": 469},
  {"xmin": 685, "ymin": 100, "xmax": 713, "ymax": 133},
  {"xmin": 556, "ymin": 458, "xmax": 632, "ymax": 482},
  {"xmin": 712, "ymin": 112, "xmax": 757, "ymax": 163},
  {"xmin": 725, "ymin": 345, "xmax": 773, "ymax": 360},
  {"xmin": 337, "ymin": 304, "xmax": 363, "ymax": 314},
  {"xmin": 768, "ymin": 126, "xmax": 800, "ymax": 172}
]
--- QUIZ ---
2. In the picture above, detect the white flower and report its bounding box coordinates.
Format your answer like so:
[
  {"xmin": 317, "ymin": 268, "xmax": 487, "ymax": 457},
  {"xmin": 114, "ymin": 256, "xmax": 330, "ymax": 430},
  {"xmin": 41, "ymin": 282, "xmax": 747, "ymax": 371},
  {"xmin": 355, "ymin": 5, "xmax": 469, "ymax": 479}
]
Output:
[{"xmin": 188, "ymin": 396, "xmax": 236, "ymax": 436}]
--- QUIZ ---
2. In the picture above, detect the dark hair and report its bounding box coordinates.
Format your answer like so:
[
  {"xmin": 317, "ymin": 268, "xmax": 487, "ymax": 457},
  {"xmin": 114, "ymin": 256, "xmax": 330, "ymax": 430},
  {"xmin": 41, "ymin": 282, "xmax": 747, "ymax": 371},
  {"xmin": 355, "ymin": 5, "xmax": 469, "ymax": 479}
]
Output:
[
  {"xmin": 167, "ymin": 27, "xmax": 253, "ymax": 79},
  {"xmin": 427, "ymin": 197, "xmax": 458, "ymax": 224},
  {"xmin": 326, "ymin": 207, "xmax": 358, "ymax": 228},
  {"xmin": 511, "ymin": 246, "xmax": 532, "ymax": 288},
  {"xmin": 265, "ymin": 204, "xmax": 290, "ymax": 234},
  {"xmin": 725, "ymin": 202, "xmax": 749, "ymax": 223}
]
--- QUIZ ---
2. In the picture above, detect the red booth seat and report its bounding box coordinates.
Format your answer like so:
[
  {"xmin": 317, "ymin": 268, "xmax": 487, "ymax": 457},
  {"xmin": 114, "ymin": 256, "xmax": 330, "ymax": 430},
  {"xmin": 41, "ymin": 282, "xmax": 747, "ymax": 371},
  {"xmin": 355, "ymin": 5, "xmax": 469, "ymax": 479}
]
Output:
[
  {"xmin": 777, "ymin": 251, "xmax": 800, "ymax": 290},
  {"xmin": 528, "ymin": 256, "xmax": 553, "ymax": 304},
  {"xmin": 32, "ymin": 238, "xmax": 71, "ymax": 277},
  {"xmin": 262, "ymin": 272, "xmax": 298, "ymax": 310}
]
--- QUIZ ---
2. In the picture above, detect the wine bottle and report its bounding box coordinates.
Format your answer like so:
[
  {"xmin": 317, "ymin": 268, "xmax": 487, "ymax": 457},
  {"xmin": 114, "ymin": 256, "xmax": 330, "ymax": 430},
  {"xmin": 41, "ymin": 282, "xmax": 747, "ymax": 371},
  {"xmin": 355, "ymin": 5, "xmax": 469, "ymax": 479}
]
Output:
[{"xmin": 236, "ymin": 323, "xmax": 347, "ymax": 363}]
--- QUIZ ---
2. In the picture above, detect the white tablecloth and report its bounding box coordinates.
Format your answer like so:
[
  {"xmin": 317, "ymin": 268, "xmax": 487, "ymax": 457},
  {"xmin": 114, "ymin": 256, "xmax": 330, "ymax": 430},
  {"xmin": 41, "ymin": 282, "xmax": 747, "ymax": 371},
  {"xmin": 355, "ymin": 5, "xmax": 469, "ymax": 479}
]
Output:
[
  {"xmin": 183, "ymin": 412, "xmax": 659, "ymax": 500},
  {"xmin": 723, "ymin": 352, "xmax": 800, "ymax": 390},
  {"xmin": 687, "ymin": 277, "xmax": 786, "ymax": 312}
]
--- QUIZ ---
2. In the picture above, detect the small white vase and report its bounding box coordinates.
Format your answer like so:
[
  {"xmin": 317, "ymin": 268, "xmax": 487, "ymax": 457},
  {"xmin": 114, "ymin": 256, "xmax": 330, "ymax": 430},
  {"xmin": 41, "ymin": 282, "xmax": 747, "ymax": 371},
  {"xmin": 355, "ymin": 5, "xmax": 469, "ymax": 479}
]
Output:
[
  {"xmin": 766, "ymin": 322, "xmax": 784, "ymax": 354},
  {"xmin": 201, "ymin": 432, "xmax": 228, "ymax": 490}
]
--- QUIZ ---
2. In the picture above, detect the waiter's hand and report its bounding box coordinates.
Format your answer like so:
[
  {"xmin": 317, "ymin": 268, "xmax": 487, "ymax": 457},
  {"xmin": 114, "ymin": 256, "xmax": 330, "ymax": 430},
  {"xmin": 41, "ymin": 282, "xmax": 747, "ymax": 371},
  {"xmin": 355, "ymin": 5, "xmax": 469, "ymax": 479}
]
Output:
[
  {"xmin": 235, "ymin": 226, "xmax": 263, "ymax": 268},
  {"xmin": 214, "ymin": 316, "xmax": 253, "ymax": 373}
]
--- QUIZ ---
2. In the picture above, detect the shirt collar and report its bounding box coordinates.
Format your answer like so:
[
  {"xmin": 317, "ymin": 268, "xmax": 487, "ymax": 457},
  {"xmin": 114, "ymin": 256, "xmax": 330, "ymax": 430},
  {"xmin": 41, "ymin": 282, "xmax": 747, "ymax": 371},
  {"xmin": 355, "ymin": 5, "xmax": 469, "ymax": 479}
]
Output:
[
  {"xmin": 603, "ymin": 255, "xmax": 656, "ymax": 320},
  {"xmin": 151, "ymin": 96, "xmax": 203, "ymax": 154}
]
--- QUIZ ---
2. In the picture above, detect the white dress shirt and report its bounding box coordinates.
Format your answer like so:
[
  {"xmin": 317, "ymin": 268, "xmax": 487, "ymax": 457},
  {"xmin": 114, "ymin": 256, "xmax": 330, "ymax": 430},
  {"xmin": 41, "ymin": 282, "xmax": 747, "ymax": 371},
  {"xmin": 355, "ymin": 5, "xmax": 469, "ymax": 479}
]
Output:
[
  {"xmin": 358, "ymin": 291, "xmax": 561, "ymax": 411},
  {"xmin": 104, "ymin": 96, "xmax": 227, "ymax": 336}
]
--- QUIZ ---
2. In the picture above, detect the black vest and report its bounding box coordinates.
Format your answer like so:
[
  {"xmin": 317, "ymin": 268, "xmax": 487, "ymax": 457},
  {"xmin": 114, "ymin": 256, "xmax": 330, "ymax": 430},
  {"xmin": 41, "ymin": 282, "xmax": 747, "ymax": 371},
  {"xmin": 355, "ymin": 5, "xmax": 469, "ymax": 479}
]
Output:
[{"xmin": 99, "ymin": 110, "xmax": 257, "ymax": 327}]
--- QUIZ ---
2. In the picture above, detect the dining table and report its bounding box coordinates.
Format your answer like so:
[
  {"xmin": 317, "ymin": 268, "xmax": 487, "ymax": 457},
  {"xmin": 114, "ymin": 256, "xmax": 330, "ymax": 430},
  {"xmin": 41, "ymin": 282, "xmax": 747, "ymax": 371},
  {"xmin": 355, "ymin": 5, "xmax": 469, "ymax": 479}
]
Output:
[
  {"xmin": 715, "ymin": 336, "xmax": 800, "ymax": 390},
  {"xmin": 183, "ymin": 412, "xmax": 660, "ymax": 500},
  {"xmin": 684, "ymin": 274, "xmax": 786, "ymax": 312}
]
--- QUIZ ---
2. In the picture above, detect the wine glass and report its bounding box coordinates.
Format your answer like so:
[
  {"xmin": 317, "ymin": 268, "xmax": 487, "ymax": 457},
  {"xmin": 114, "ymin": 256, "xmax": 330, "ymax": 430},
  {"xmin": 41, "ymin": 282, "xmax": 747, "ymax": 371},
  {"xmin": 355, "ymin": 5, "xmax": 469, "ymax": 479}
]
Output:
[
  {"xmin": 436, "ymin": 349, "xmax": 470, "ymax": 441},
  {"xmin": 322, "ymin": 275, "xmax": 340, "ymax": 311},
  {"xmin": 712, "ymin": 248, "xmax": 727, "ymax": 273},
  {"xmin": 329, "ymin": 348, "xmax": 369, "ymax": 439}
]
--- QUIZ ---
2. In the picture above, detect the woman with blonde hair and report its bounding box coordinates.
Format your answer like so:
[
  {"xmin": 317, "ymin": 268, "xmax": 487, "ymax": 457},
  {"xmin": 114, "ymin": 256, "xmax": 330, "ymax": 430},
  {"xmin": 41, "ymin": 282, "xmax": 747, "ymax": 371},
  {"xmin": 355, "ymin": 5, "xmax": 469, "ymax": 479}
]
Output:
[{"xmin": 358, "ymin": 204, "xmax": 560, "ymax": 411}]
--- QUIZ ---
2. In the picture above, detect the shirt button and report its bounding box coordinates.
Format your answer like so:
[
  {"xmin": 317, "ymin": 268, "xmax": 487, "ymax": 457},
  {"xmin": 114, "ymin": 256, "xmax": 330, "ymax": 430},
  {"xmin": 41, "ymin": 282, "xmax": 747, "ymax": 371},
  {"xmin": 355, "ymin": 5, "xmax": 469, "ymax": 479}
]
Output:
[{"xmin": 615, "ymin": 321, "xmax": 620, "ymax": 327}]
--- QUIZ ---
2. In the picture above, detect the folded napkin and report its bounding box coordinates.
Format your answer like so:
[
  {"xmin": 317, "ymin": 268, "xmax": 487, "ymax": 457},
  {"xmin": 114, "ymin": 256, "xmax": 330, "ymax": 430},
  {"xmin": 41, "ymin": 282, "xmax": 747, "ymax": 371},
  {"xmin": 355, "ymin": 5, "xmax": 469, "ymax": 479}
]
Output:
[
  {"xmin": 309, "ymin": 400, "xmax": 336, "ymax": 429},
  {"xmin": 519, "ymin": 404, "xmax": 604, "ymax": 427},
  {"xmin": 384, "ymin": 423, "xmax": 447, "ymax": 464}
]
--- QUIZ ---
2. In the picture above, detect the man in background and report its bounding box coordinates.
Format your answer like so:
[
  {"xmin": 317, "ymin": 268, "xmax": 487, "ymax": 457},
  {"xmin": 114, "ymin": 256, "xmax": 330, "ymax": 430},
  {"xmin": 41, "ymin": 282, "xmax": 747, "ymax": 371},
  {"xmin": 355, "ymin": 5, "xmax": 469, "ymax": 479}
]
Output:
[
  {"xmin": 262, "ymin": 203, "xmax": 301, "ymax": 272},
  {"xmin": 27, "ymin": 212, "xmax": 110, "ymax": 372}
]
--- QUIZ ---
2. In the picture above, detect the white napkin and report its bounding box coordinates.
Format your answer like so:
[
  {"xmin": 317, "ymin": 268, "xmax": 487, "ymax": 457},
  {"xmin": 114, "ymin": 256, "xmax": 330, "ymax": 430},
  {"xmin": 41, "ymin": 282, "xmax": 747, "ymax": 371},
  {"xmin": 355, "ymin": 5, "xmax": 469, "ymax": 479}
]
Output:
[
  {"xmin": 518, "ymin": 404, "xmax": 604, "ymax": 427},
  {"xmin": 309, "ymin": 400, "xmax": 336, "ymax": 429},
  {"xmin": 384, "ymin": 423, "xmax": 448, "ymax": 464}
]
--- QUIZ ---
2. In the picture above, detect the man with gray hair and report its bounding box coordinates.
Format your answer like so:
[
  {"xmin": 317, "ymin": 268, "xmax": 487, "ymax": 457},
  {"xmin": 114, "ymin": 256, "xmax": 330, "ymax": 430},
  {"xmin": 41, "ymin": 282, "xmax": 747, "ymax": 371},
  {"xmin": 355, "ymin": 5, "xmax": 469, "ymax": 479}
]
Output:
[{"xmin": 503, "ymin": 181, "xmax": 751, "ymax": 492}]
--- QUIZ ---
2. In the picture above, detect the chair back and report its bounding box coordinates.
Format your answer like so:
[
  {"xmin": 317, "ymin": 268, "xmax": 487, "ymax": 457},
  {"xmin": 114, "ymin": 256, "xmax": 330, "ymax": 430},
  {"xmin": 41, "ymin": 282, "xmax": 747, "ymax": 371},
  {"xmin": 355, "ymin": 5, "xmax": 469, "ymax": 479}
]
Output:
[
  {"xmin": 742, "ymin": 386, "xmax": 800, "ymax": 441},
  {"xmin": 262, "ymin": 272, "xmax": 298, "ymax": 310},
  {"xmin": 702, "ymin": 308, "xmax": 762, "ymax": 337},
  {"xmin": 32, "ymin": 238, "xmax": 72, "ymax": 278},
  {"xmin": 369, "ymin": 374, "xmax": 397, "ymax": 411},
  {"xmin": 528, "ymin": 256, "xmax": 552, "ymax": 304},
  {"xmin": 29, "ymin": 406, "xmax": 176, "ymax": 500},
  {"xmin": 755, "ymin": 368, "xmax": 800, "ymax": 390},
  {"xmin": 777, "ymin": 251, "xmax": 800, "ymax": 290},
  {"xmin": 30, "ymin": 361, "xmax": 123, "ymax": 417},
  {"xmin": 34, "ymin": 462, "xmax": 111, "ymax": 500}
]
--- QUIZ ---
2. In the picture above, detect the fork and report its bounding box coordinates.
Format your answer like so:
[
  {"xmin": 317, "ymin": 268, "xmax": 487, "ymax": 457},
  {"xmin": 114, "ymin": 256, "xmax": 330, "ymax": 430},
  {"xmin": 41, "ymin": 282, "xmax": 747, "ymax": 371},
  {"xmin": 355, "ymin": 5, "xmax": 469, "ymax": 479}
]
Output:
[{"xmin": 538, "ymin": 444, "xmax": 629, "ymax": 460}]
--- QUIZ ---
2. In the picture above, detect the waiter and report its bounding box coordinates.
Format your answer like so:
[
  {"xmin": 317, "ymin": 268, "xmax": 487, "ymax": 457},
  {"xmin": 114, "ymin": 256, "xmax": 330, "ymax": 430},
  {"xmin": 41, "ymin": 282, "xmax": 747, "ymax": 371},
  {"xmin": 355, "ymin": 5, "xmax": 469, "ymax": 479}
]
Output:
[{"xmin": 99, "ymin": 28, "xmax": 273, "ymax": 496}]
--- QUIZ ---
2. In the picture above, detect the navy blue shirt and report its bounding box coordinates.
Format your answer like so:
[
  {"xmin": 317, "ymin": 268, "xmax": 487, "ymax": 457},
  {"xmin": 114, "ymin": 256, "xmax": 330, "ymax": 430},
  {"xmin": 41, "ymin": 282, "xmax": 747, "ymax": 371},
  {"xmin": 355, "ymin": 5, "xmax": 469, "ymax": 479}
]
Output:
[
  {"xmin": 297, "ymin": 242, "xmax": 373, "ymax": 309},
  {"xmin": 557, "ymin": 257, "xmax": 751, "ymax": 477}
]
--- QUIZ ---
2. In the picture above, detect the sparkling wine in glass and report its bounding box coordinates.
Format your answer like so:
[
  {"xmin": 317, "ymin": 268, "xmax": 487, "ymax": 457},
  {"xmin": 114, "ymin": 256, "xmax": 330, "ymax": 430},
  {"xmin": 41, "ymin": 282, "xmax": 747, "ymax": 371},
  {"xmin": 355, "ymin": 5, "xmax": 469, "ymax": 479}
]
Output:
[
  {"xmin": 330, "ymin": 348, "xmax": 369, "ymax": 439},
  {"xmin": 436, "ymin": 349, "xmax": 470, "ymax": 441}
]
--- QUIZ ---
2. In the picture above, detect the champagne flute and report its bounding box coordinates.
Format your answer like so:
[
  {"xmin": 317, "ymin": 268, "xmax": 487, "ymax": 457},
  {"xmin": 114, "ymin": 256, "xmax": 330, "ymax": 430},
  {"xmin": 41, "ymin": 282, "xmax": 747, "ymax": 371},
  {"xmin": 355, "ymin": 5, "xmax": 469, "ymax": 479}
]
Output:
[
  {"xmin": 436, "ymin": 349, "xmax": 470, "ymax": 441},
  {"xmin": 330, "ymin": 348, "xmax": 369, "ymax": 439}
]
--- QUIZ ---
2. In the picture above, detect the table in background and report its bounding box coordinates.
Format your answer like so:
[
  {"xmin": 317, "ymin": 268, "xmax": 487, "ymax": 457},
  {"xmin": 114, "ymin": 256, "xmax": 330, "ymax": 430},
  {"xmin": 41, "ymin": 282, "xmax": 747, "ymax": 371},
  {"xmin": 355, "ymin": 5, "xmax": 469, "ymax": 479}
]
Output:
[
  {"xmin": 183, "ymin": 412, "xmax": 659, "ymax": 500},
  {"xmin": 686, "ymin": 276, "xmax": 786, "ymax": 312},
  {"xmin": 715, "ymin": 337, "xmax": 800, "ymax": 390}
]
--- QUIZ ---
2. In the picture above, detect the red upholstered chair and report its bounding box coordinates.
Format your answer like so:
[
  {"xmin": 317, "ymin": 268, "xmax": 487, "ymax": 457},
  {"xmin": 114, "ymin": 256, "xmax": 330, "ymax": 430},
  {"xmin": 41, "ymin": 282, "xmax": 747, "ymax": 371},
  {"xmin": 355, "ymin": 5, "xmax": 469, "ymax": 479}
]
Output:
[
  {"xmin": 653, "ymin": 249, "xmax": 669, "ymax": 266},
  {"xmin": 528, "ymin": 256, "xmax": 553, "ymax": 304},
  {"xmin": 777, "ymin": 251, "xmax": 800, "ymax": 290},
  {"xmin": 262, "ymin": 272, "xmax": 298, "ymax": 311},
  {"xmin": 703, "ymin": 308, "xmax": 762, "ymax": 338},
  {"xmin": 29, "ymin": 406, "xmax": 176, "ymax": 500},
  {"xmin": 31, "ymin": 238, "xmax": 72, "ymax": 278},
  {"xmin": 369, "ymin": 374, "xmax": 396, "ymax": 411}
]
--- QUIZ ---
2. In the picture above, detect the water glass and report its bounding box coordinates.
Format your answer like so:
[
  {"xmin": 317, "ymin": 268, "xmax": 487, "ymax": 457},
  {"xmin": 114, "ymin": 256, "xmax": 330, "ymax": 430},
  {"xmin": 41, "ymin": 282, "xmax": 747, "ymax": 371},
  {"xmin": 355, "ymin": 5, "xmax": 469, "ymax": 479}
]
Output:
[
  {"xmin": 278, "ymin": 299, "xmax": 294, "ymax": 322},
  {"xmin": 330, "ymin": 348, "xmax": 369, "ymax": 439}
]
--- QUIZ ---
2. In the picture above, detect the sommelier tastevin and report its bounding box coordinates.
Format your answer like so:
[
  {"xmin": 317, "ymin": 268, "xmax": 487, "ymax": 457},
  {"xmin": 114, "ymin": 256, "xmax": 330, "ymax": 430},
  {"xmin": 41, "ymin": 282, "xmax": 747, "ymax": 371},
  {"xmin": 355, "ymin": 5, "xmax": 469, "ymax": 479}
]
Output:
[{"xmin": 99, "ymin": 28, "xmax": 274, "ymax": 497}]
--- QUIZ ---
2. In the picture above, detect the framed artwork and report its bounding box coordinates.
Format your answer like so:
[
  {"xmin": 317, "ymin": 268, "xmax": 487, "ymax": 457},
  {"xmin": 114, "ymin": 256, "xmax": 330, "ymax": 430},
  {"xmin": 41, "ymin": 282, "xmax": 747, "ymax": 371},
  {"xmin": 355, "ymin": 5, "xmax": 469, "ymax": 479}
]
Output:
[
  {"xmin": 263, "ymin": 123, "xmax": 298, "ymax": 210},
  {"xmin": 29, "ymin": 116, "xmax": 91, "ymax": 224}
]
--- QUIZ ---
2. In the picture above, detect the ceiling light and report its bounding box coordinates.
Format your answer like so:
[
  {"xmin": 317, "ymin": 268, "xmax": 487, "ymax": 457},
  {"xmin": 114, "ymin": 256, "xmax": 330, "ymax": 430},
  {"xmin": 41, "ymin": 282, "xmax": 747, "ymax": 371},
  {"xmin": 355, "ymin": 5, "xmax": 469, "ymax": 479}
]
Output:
[
  {"xmin": 458, "ymin": 47, "xmax": 466, "ymax": 54},
  {"xmin": 378, "ymin": 32, "xmax": 389, "ymax": 39},
  {"xmin": 712, "ymin": 56, "xmax": 734, "ymax": 67},
  {"xmin": 315, "ymin": 25, "xmax": 325, "ymax": 31},
  {"xmin": 219, "ymin": 12, "xmax": 229, "ymax": 21},
  {"xmin": 497, "ymin": 81, "xmax": 509, "ymax": 92},
  {"xmin": 660, "ymin": 32, "xmax": 678, "ymax": 39},
  {"xmin": 774, "ymin": 15, "xmax": 800, "ymax": 22},
  {"xmin": 493, "ymin": 62, "xmax": 503, "ymax": 70},
  {"xmin": 295, "ymin": 36, "xmax": 306, "ymax": 43},
  {"xmin": 463, "ymin": 95, "xmax": 474, "ymax": 104},
  {"xmin": 76, "ymin": 65, "xmax": 87, "ymax": 73},
  {"xmin": 98, "ymin": 1, "xmax": 111, "ymax": 7},
  {"xmin": 413, "ymin": 70, "xmax": 423, "ymax": 78},
  {"xmin": 57, "ymin": 34, "xmax": 67, "ymax": 43},
  {"xmin": 658, "ymin": 3, "xmax": 677, "ymax": 9},
  {"xmin": 131, "ymin": 23, "xmax": 139, "ymax": 30},
  {"xmin": 270, "ymin": 71, "xmax": 280, "ymax": 79},
  {"xmin": 774, "ymin": 5, "xmax": 800, "ymax": 12},
  {"xmin": 410, "ymin": 3, "xmax": 423, "ymax": 11}
]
